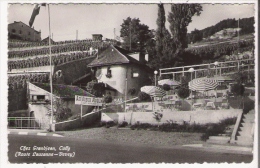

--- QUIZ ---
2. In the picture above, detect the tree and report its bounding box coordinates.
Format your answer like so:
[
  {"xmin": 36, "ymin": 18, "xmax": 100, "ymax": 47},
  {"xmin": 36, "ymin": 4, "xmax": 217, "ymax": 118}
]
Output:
[
  {"xmin": 231, "ymin": 83, "xmax": 245, "ymax": 109},
  {"xmin": 168, "ymin": 4, "xmax": 203, "ymax": 65},
  {"xmin": 162, "ymin": 84, "xmax": 171, "ymax": 91},
  {"xmin": 120, "ymin": 17, "xmax": 154, "ymax": 53},
  {"xmin": 138, "ymin": 92, "xmax": 151, "ymax": 102},
  {"xmin": 148, "ymin": 4, "xmax": 176, "ymax": 69}
]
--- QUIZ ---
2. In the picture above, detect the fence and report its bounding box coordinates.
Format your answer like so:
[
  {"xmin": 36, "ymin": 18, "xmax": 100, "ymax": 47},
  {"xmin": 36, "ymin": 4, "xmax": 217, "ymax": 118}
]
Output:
[
  {"xmin": 159, "ymin": 58, "xmax": 255, "ymax": 81},
  {"xmin": 8, "ymin": 117, "xmax": 41, "ymax": 129}
]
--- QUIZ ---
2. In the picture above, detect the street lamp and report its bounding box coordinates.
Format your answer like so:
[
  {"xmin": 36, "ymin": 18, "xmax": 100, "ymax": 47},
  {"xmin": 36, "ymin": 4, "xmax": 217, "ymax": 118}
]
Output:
[
  {"xmin": 188, "ymin": 68, "xmax": 195, "ymax": 110},
  {"xmin": 154, "ymin": 70, "xmax": 158, "ymax": 86},
  {"xmin": 188, "ymin": 68, "xmax": 195, "ymax": 81},
  {"xmin": 214, "ymin": 61, "xmax": 219, "ymax": 76}
]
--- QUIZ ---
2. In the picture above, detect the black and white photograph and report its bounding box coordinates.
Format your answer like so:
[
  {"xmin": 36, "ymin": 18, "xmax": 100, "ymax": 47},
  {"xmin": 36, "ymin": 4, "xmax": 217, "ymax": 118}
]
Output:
[{"xmin": 0, "ymin": 0, "xmax": 258, "ymax": 166}]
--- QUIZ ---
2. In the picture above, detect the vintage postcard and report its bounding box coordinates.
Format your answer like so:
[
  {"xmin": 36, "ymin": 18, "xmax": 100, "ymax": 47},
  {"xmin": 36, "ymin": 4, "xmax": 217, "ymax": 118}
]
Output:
[{"xmin": 0, "ymin": 0, "xmax": 258, "ymax": 167}]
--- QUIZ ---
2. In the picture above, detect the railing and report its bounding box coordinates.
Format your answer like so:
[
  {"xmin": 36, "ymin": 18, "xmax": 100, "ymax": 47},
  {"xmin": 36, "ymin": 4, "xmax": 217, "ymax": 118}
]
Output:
[
  {"xmin": 8, "ymin": 117, "xmax": 42, "ymax": 129},
  {"xmin": 159, "ymin": 58, "xmax": 255, "ymax": 80}
]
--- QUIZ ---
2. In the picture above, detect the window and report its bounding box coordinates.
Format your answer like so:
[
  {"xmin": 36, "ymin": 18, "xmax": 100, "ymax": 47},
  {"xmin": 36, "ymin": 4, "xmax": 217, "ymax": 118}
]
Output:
[
  {"xmin": 12, "ymin": 29, "xmax": 16, "ymax": 33},
  {"xmin": 28, "ymin": 32, "xmax": 31, "ymax": 35},
  {"xmin": 131, "ymin": 67, "xmax": 139, "ymax": 78},
  {"xmin": 37, "ymin": 95, "xmax": 45, "ymax": 101},
  {"xmin": 19, "ymin": 30, "xmax": 22, "ymax": 34},
  {"xmin": 106, "ymin": 67, "xmax": 112, "ymax": 78}
]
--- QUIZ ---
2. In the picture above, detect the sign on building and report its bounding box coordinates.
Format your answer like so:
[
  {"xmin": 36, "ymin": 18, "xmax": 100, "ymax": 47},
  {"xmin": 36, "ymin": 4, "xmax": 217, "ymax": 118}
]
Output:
[{"xmin": 75, "ymin": 95, "xmax": 103, "ymax": 106}]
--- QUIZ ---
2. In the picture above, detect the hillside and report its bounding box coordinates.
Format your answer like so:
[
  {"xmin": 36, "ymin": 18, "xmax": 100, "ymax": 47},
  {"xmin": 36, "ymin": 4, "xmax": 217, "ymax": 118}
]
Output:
[{"xmin": 187, "ymin": 17, "xmax": 254, "ymax": 44}]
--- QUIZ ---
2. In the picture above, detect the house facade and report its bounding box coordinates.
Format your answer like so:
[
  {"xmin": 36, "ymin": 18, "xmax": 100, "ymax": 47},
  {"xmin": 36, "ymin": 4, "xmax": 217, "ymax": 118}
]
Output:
[
  {"xmin": 8, "ymin": 21, "xmax": 41, "ymax": 42},
  {"xmin": 88, "ymin": 45, "xmax": 152, "ymax": 98},
  {"xmin": 28, "ymin": 82, "xmax": 94, "ymax": 129}
]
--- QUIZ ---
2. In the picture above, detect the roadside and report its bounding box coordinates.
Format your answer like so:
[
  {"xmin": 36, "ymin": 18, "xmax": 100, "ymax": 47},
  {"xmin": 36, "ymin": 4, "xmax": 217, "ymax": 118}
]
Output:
[
  {"xmin": 56, "ymin": 127, "xmax": 253, "ymax": 155},
  {"xmin": 7, "ymin": 129, "xmax": 63, "ymax": 137}
]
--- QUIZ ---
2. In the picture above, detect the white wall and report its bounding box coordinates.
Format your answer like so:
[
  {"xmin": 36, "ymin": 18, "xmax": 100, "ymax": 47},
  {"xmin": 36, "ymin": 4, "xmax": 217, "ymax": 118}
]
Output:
[{"xmin": 117, "ymin": 109, "xmax": 241, "ymax": 125}]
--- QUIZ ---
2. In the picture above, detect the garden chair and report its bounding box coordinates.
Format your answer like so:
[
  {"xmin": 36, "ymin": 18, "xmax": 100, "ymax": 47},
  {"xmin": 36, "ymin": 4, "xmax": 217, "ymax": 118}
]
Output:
[{"xmin": 205, "ymin": 101, "xmax": 216, "ymax": 110}]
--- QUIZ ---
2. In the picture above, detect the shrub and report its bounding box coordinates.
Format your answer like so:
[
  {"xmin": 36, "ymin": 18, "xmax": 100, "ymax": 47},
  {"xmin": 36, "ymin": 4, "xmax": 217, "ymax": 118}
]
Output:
[
  {"xmin": 162, "ymin": 84, "xmax": 171, "ymax": 91},
  {"xmin": 138, "ymin": 92, "xmax": 151, "ymax": 102},
  {"xmin": 118, "ymin": 121, "xmax": 128, "ymax": 127},
  {"xmin": 128, "ymin": 88, "xmax": 136, "ymax": 96},
  {"xmin": 104, "ymin": 95, "xmax": 113, "ymax": 103}
]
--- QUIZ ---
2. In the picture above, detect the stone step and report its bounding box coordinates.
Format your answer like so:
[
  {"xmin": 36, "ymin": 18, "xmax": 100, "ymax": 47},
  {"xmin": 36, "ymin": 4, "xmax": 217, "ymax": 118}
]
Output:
[
  {"xmin": 236, "ymin": 136, "xmax": 253, "ymax": 142},
  {"xmin": 241, "ymin": 122, "xmax": 254, "ymax": 127},
  {"xmin": 208, "ymin": 136, "xmax": 230, "ymax": 141},
  {"xmin": 243, "ymin": 115, "xmax": 255, "ymax": 120},
  {"xmin": 238, "ymin": 131, "xmax": 253, "ymax": 137},
  {"xmin": 242, "ymin": 118, "xmax": 255, "ymax": 123},
  {"xmin": 206, "ymin": 139, "xmax": 230, "ymax": 145},
  {"xmin": 235, "ymin": 140, "xmax": 253, "ymax": 147}
]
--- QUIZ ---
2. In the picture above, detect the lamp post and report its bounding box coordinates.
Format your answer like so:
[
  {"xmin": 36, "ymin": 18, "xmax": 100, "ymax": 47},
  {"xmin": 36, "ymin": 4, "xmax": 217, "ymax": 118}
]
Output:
[
  {"xmin": 214, "ymin": 61, "xmax": 219, "ymax": 76},
  {"xmin": 154, "ymin": 70, "xmax": 158, "ymax": 86},
  {"xmin": 188, "ymin": 68, "xmax": 195, "ymax": 110}
]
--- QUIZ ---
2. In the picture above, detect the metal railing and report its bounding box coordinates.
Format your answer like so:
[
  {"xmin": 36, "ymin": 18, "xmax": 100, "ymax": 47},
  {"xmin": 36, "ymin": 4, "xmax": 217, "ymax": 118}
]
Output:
[{"xmin": 8, "ymin": 117, "xmax": 42, "ymax": 129}]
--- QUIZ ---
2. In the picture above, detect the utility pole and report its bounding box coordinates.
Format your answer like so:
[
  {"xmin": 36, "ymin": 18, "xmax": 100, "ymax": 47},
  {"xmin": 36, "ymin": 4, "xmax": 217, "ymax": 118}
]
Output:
[
  {"xmin": 76, "ymin": 30, "xmax": 78, "ymax": 41},
  {"xmin": 129, "ymin": 22, "xmax": 131, "ymax": 51}
]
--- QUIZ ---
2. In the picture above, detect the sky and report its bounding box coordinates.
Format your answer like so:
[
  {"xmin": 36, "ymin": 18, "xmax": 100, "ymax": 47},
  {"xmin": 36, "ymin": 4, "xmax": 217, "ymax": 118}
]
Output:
[{"xmin": 7, "ymin": 3, "xmax": 255, "ymax": 42}]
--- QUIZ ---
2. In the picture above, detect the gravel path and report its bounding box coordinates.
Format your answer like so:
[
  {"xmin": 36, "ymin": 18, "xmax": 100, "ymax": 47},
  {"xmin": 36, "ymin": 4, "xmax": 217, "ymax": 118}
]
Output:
[{"xmin": 57, "ymin": 127, "xmax": 204, "ymax": 147}]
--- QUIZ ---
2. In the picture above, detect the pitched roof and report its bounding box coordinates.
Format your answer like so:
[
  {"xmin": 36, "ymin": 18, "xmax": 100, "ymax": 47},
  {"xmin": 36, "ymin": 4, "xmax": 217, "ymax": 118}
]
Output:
[
  {"xmin": 8, "ymin": 21, "xmax": 41, "ymax": 33},
  {"xmin": 32, "ymin": 83, "xmax": 94, "ymax": 98},
  {"xmin": 87, "ymin": 45, "xmax": 143, "ymax": 67}
]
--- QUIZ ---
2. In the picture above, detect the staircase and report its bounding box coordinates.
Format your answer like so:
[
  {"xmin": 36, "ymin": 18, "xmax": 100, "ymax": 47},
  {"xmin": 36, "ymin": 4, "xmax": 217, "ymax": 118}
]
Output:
[
  {"xmin": 206, "ymin": 109, "xmax": 255, "ymax": 146},
  {"xmin": 232, "ymin": 109, "xmax": 255, "ymax": 146}
]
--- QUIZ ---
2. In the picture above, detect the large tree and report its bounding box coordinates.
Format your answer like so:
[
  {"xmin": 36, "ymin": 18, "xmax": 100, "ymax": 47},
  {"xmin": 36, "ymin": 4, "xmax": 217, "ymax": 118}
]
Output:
[
  {"xmin": 148, "ymin": 4, "xmax": 175, "ymax": 69},
  {"xmin": 168, "ymin": 4, "xmax": 203, "ymax": 63},
  {"xmin": 120, "ymin": 17, "xmax": 154, "ymax": 53}
]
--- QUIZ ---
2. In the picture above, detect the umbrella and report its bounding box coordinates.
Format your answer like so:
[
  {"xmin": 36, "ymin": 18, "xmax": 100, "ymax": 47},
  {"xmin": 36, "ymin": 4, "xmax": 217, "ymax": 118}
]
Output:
[
  {"xmin": 141, "ymin": 86, "xmax": 166, "ymax": 112},
  {"xmin": 188, "ymin": 77, "xmax": 218, "ymax": 92},
  {"xmin": 158, "ymin": 79, "xmax": 181, "ymax": 86},
  {"xmin": 141, "ymin": 86, "xmax": 166, "ymax": 97}
]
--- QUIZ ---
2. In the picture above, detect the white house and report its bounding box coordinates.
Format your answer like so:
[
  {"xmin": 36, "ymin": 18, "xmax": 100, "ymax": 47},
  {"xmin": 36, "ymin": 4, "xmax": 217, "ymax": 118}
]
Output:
[{"xmin": 87, "ymin": 45, "xmax": 152, "ymax": 98}]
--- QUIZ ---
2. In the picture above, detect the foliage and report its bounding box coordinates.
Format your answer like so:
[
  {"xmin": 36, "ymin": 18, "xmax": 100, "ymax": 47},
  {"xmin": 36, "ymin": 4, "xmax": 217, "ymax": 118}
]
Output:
[
  {"xmin": 86, "ymin": 81, "xmax": 105, "ymax": 97},
  {"xmin": 53, "ymin": 98, "xmax": 73, "ymax": 122},
  {"xmin": 138, "ymin": 91, "xmax": 151, "ymax": 102},
  {"xmin": 128, "ymin": 88, "xmax": 136, "ymax": 95},
  {"xmin": 168, "ymin": 4, "xmax": 203, "ymax": 51},
  {"xmin": 118, "ymin": 121, "xmax": 128, "ymax": 128},
  {"xmin": 177, "ymin": 87, "xmax": 190, "ymax": 100},
  {"xmin": 162, "ymin": 84, "xmax": 171, "ymax": 91},
  {"xmin": 120, "ymin": 17, "xmax": 154, "ymax": 52},
  {"xmin": 187, "ymin": 17, "xmax": 254, "ymax": 43},
  {"xmin": 104, "ymin": 95, "xmax": 113, "ymax": 103},
  {"xmin": 185, "ymin": 38, "xmax": 254, "ymax": 62},
  {"xmin": 129, "ymin": 117, "xmax": 237, "ymax": 141},
  {"xmin": 231, "ymin": 83, "xmax": 245, "ymax": 96}
]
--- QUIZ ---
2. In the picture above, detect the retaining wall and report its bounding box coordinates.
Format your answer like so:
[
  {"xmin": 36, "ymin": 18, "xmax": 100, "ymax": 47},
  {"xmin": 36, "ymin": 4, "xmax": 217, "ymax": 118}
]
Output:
[
  {"xmin": 117, "ymin": 109, "xmax": 241, "ymax": 125},
  {"xmin": 53, "ymin": 111, "xmax": 101, "ymax": 131}
]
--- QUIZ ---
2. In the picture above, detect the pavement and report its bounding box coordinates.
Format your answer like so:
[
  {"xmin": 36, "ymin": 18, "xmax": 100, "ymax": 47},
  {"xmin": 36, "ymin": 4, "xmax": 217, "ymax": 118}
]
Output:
[
  {"xmin": 7, "ymin": 129, "xmax": 64, "ymax": 137},
  {"xmin": 183, "ymin": 143, "xmax": 254, "ymax": 155},
  {"xmin": 7, "ymin": 129, "xmax": 253, "ymax": 155}
]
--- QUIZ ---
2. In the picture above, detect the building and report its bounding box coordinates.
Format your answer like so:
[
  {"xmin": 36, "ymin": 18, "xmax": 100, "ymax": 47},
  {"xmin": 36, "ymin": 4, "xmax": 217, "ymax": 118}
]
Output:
[
  {"xmin": 41, "ymin": 36, "xmax": 55, "ymax": 44},
  {"xmin": 28, "ymin": 82, "xmax": 94, "ymax": 129},
  {"xmin": 8, "ymin": 21, "xmax": 41, "ymax": 42},
  {"xmin": 92, "ymin": 34, "xmax": 103, "ymax": 41},
  {"xmin": 88, "ymin": 45, "xmax": 152, "ymax": 98}
]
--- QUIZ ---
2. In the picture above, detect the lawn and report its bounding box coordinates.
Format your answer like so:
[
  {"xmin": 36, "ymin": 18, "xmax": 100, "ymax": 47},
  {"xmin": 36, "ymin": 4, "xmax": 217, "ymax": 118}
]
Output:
[{"xmin": 57, "ymin": 127, "xmax": 204, "ymax": 147}]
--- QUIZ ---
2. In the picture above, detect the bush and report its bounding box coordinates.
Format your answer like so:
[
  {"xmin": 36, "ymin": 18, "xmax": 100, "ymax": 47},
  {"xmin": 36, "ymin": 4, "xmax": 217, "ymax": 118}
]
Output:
[
  {"xmin": 104, "ymin": 95, "xmax": 113, "ymax": 103},
  {"xmin": 118, "ymin": 121, "xmax": 128, "ymax": 128},
  {"xmin": 138, "ymin": 92, "xmax": 151, "ymax": 102},
  {"xmin": 162, "ymin": 84, "xmax": 171, "ymax": 91}
]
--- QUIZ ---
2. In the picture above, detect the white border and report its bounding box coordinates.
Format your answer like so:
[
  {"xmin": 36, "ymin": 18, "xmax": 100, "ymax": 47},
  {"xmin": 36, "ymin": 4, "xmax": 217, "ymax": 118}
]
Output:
[{"xmin": 1, "ymin": 0, "xmax": 258, "ymax": 168}]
